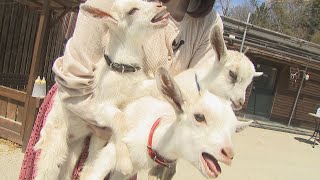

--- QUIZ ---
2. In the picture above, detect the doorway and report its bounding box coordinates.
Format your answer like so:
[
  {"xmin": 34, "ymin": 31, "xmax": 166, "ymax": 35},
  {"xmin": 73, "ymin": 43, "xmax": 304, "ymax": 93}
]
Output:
[{"xmin": 247, "ymin": 64, "xmax": 278, "ymax": 118}]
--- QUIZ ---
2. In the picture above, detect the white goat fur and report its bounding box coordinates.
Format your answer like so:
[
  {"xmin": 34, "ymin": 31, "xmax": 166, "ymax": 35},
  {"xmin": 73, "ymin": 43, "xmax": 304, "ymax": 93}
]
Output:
[
  {"xmin": 88, "ymin": 67, "xmax": 253, "ymax": 180},
  {"xmin": 80, "ymin": 25, "xmax": 261, "ymax": 179},
  {"xmin": 134, "ymin": 24, "xmax": 262, "ymax": 111},
  {"xmin": 34, "ymin": 0, "xmax": 169, "ymax": 179},
  {"xmin": 143, "ymin": 25, "xmax": 262, "ymax": 180}
]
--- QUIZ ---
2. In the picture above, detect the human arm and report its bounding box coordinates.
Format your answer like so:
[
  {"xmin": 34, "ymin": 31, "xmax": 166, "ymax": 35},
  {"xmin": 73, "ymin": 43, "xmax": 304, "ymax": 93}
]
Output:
[
  {"xmin": 51, "ymin": 2, "xmax": 114, "ymax": 126},
  {"xmin": 188, "ymin": 11, "xmax": 224, "ymax": 69},
  {"xmin": 52, "ymin": 41, "xmax": 100, "ymax": 125}
]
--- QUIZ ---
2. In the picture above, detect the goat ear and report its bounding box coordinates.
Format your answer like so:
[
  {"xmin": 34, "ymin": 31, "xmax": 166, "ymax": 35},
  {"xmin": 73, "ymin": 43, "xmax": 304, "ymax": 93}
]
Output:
[
  {"xmin": 210, "ymin": 25, "xmax": 227, "ymax": 61},
  {"xmin": 80, "ymin": 5, "xmax": 118, "ymax": 25},
  {"xmin": 235, "ymin": 120, "xmax": 253, "ymax": 133},
  {"xmin": 254, "ymin": 72, "xmax": 263, "ymax": 77},
  {"xmin": 155, "ymin": 67, "xmax": 184, "ymax": 114}
]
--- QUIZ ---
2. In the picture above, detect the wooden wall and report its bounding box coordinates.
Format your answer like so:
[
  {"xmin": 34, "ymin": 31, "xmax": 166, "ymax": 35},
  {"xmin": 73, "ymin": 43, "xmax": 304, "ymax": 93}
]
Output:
[
  {"xmin": 271, "ymin": 66, "xmax": 320, "ymax": 129},
  {"xmin": 0, "ymin": 3, "xmax": 40, "ymax": 88},
  {"xmin": 0, "ymin": 86, "xmax": 26, "ymax": 144},
  {"xmin": 0, "ymin": 2, "xmax": 40, "ymax": 143},
  {"xmin": 0, "ymin": 2, "xmax": 67, "ymax": 91},
  {"xmin": 236, "ymin": 56, "xmax": 320, "ymax": 130},
  {"xmin": 38, "ymin": 15, "xmax": 66, "ymax": 89},
  {"xmin": 0, "ymin": 2, "xmax": 73, "ymax": 145}
]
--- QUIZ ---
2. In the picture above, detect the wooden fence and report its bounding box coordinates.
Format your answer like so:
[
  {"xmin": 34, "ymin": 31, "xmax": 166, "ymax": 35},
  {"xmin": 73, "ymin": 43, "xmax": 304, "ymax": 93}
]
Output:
[
  {"xmin": 0, "ymin": 3, "xmax": 39, "ymax": 91},
  {"xmin": 0, "ymin": 2, "xmax": 73, "ymax": 148}
]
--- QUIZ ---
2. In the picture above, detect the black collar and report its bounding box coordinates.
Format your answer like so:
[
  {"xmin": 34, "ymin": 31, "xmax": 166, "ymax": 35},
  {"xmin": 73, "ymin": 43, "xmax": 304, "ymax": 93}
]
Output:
[{"xmin": 104, "ymin": 54, "xmax": 141, "ymax": 73}]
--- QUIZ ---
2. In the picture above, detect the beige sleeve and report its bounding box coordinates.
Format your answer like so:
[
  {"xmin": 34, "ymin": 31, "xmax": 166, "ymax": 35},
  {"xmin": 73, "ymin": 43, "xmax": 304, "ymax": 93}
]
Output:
[
  {"xmin": 52, "ymin": 38, "xmax": 101, "ymax": 125},
  {"xmin": 188, "ymin": 11, "xmax": 224, "ymax": 69}
]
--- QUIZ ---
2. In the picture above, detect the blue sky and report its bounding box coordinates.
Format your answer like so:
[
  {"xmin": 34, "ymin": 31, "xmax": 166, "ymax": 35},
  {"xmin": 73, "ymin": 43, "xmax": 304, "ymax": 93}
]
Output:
[
  {"xmin": 229, "ymin": 0, "xmax": 265, "ymax": 6},
  {"xmin": 214, "ymin": 0, "xmax": 265, "ymax": 14},
  {"xmin": 231, "ymin": 0, "xmax": 249, "ymax": 6}
]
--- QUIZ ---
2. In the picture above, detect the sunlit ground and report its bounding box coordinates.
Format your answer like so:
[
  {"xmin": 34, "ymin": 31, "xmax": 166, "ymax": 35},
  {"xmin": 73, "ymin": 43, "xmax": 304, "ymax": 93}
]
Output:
[
  {"xmin": 1, "ymin": 127, "xmax": 319, "ymax": 180},
  {"xmin": 0, "ymin": 138, "xmax": 23, "ymax": 180},
  {"xmin": 139, "ymin": 127, "xmax": 320, "ymax": 180}
]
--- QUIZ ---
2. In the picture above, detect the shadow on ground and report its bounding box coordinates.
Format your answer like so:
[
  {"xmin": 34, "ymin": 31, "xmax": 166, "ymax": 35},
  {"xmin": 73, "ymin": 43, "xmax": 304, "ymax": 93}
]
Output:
[{"xmin": 294, "ymin": 137, "xmax": 319, "ymax": 146}]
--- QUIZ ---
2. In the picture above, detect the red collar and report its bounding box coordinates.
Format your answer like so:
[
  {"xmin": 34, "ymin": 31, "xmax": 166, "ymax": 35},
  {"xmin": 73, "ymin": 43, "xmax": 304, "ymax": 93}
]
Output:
[{"xmin": 147, "ymin": 117, "xmax": 176, "ymax": 167}]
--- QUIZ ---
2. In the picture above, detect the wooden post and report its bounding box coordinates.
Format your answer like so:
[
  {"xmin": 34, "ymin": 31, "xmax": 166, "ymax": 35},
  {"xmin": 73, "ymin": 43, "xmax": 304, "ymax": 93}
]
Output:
[
  {"xmin": 287, "ymin": 58, "xmax": 311, "ymax": 127},
  {"xmin": 21, "ymin": 0, "xmax": 50, "ymax": 151}
]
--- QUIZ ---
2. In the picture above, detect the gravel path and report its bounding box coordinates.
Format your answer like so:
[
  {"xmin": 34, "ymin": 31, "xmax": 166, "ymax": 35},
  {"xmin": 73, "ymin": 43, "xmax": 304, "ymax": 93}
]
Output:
[{"xmin": 0, "ymin": 138, "xmax": 24, "ymax": 180}]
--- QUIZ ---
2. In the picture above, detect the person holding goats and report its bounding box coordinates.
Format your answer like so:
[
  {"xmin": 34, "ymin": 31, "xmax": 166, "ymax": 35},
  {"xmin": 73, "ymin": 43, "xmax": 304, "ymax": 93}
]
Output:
[
  {"xmin": 20, "ymin": 0, "xmax": 221, "ymax": 180},
  {"xmin": 89, "ymin": 0, "xmax": 222, "ymax": 179}
]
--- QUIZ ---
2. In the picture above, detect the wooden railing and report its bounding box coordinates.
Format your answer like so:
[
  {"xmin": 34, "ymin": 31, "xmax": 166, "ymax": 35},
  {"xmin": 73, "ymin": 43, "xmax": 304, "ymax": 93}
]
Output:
[{"xmin": 0, "ymin": 86, "xmax": 27, "ymax": 144}]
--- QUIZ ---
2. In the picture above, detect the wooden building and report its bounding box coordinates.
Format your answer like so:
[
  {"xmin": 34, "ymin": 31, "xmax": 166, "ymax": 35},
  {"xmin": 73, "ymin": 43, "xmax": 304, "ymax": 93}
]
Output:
[
  {"xmin": 222, "ymin": 16, "xmax": 320, "ymax": 129},
  {"xmin": 0, "ymin": 0, "xmax": 81, "ymax": 150}
]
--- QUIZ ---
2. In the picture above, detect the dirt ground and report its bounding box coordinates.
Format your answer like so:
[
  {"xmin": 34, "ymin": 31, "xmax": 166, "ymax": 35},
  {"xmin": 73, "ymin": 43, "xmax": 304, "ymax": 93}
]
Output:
[
  {"xmin": 1, "ymin": 127, "xmax": 319, "ymax": 180},
  {"xmin": 138, "ymin": 127, "xmax": 320, "ymax": 180},
  {"xmin": 0, "ymin": 138, "xmax": 24, "ymax": 180}
]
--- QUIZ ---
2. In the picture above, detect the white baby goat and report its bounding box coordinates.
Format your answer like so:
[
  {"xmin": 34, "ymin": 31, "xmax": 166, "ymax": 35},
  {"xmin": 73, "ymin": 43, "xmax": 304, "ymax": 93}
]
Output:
[
  {"xmin": 34, "ymin": 0, "xmax": 169, "ymax": 179},
  {"xmin": 146, "ymin": 24, "xmax": 263, "ymax": 180},
  {"xmin": 83, "ymin": 24, "xmax": 259, "ymax": 179},
  {"xmin": 176, "ymin": 25, "xmax": 263, "ymax": 110},
  {"xmin": 88, "ymin": 66, "xmax": 252, "ymax": 180},
  {"xmin": 132, "ymin": 25, "xmax": 263, "ymax": 114}
]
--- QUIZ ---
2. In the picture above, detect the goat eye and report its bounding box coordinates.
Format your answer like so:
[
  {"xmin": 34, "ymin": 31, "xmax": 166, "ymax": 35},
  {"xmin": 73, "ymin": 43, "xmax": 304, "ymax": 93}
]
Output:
[
  {"xmin": 194, "ymin": 113, "xmax": 206, "ymax": 123},
  {"xmin": 229, "ymin": 70, "xmax": 238, "ymax": 82},
  {"xmin": 128, "ymin": 8, "xmax": 139, "ymax": 15}
]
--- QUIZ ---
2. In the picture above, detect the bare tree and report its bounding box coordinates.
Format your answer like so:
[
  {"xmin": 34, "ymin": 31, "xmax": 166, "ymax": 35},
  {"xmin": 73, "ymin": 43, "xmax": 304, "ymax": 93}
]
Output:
[
  {"xmin": 268, "ymin": 0, "xmax": 312, "ymax": 39},
  {"xmin": 220, "ymin": 0, "xmax": 320, "ymax": 44},
  {"xmin": 229, "ymin": 0, "xmax": 255, "ymax": 21},
  {"xmin": 218, "ymin": 0, "xmax": 232, "ymax": 16}
]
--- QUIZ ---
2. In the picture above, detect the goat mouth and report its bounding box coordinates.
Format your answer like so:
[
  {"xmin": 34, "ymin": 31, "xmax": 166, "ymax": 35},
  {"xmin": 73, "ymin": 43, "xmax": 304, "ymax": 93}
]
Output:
[
  {"xmin": 151, "ymin": 10, "xmax": 170, "ymax": 24},
  {"xmin": 201, "ymin": 152, "xmax": 221, "ymax": 178}
]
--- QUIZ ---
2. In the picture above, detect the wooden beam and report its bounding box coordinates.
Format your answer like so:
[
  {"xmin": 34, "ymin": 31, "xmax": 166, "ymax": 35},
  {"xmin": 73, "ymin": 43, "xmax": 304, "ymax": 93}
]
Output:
[
  {"xmin": 22, "ymin": 97, "xmax": 37, "ymax": 151},
  {"xmin": 223, "ymin": 19, "xmax": 320, "ymax": 61},
  {"xmin": 0, "ymin": 126, "xmax": 22, "ymax": 145},
  {"xmin": 223, "ymin": 16, "xmax": 320, "ymax": 53},
  {"xmin": 21, "ymin": 0, "xmax": 51, "ymax": 151},
  {"xmin": 52, "ymin": 0, "xmax": 78, "ymax": 8},
  {"xmin": 16, "ymin": 0, "xmax": 42, "ymax": 9},
  {"xmin": 224, "ymin": 36, "xmax": 320, "ymax": 69},
  {"xmin": 0, "ymin": 117, "xmax": 21, "ymax": 134},
  {"xmin": 0, "ymin": 86, "xmax": 26, "ymax": 102},
  {"xmin": 49, "ymin": 8, "xmax": 72, "ymax": 28},
  {"xmin": 50, "ymin": 6, "xmax": 68, "ymax": 11}
]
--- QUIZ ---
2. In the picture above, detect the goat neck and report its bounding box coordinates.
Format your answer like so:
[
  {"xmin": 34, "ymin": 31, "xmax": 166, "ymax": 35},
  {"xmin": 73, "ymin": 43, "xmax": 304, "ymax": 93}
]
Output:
[
  {"xmin": 106, "ymin": 31, "xmax": 145, "ymax": 66},
  {"xmin": 147, "ymin": 116, "xmax": 180, "ymax": 162}
]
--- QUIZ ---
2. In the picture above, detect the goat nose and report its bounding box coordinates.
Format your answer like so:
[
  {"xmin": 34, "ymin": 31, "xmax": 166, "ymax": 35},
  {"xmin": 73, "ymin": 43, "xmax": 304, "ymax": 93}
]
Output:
[
  {"xmin": 156, "ymin": 3, "xmax": 162, "ymax": 7},
  {"xmin": 221, "ymin": 147, "xmax": 234, "ymax": 160}
]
